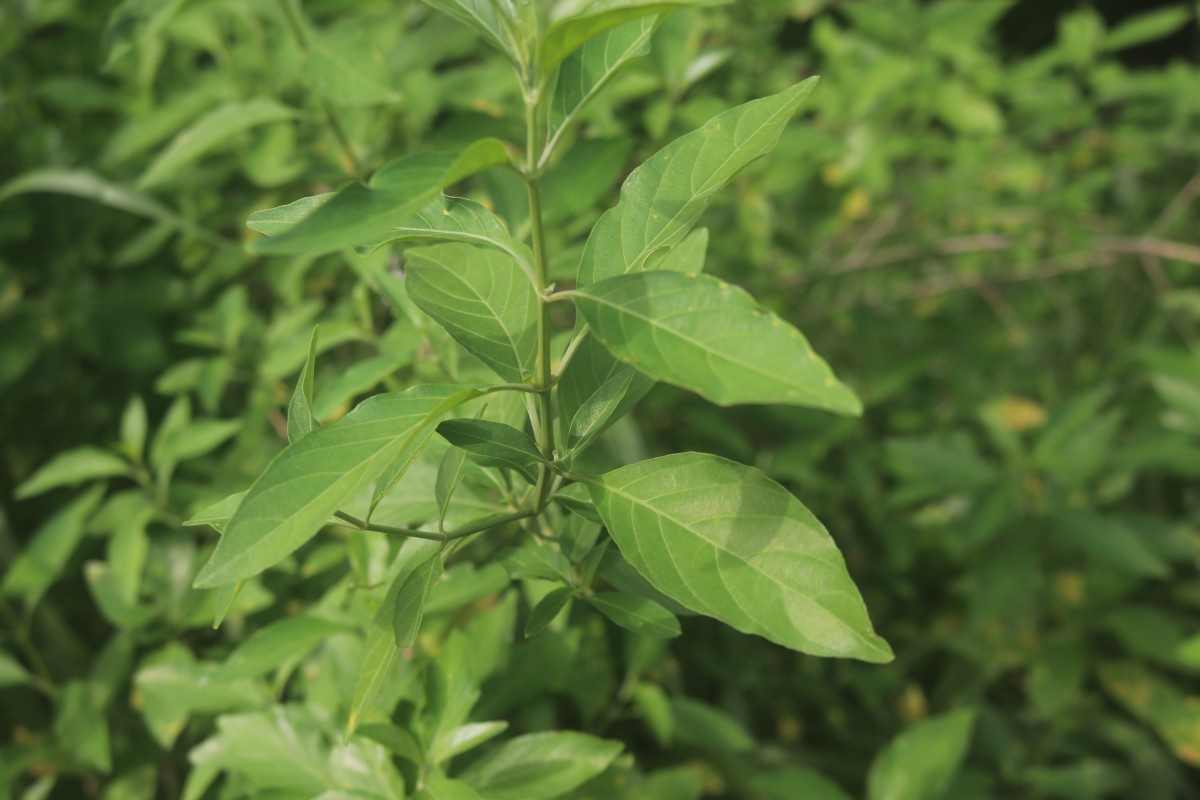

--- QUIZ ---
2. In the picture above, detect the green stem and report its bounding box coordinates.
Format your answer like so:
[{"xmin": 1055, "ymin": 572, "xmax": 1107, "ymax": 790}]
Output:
[
  {"xmin": 333, "ymin": 509, "xmax": 535, "ymax": 542},
  {"xmin": 524, "ymin": 94, "xmax": 556, "ymax": 512}
]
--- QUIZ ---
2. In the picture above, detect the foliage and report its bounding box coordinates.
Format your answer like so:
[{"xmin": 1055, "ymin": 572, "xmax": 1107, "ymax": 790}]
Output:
[{"xmin": 2, "ymin": 1, "xmax": 1200, "ymax": 799}]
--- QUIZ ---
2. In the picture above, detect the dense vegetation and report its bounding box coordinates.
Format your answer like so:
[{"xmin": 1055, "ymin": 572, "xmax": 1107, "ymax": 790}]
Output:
[{"xmin": 2, "ymin": 1, "xmax": 1199, "ymax": 798}]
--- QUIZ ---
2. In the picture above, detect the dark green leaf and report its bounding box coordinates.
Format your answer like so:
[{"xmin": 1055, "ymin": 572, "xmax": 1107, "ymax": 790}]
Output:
[
  {"xmin": 525, "ymin": 588, "xmax": 573, "ymax": 637},
  {"xmin": 437, "ymin": 419, "xmax": 546, "ymax": 483},
  {"xmin": 587, "ymin": 591, "xmax": 680, "ymax": 638}
]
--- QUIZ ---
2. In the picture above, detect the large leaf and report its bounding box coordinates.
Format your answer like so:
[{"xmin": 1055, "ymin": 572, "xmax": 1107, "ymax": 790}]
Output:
[
  {"xmin": 138, "ymin": 99, "xmax": 299, "ymax": 189},
  {"xmin": 557, "ymin": 334, "xmax": 654, "ymax": 454},
  {"xmin": 574, "ymin": 271, "xmax": 861, "ymax": 413},
  {"xmin": 459, "ymin": 731, "xmax": 623, "ymax": 800},
  {"xmin": 15, "ymin": 447, "xmax": 133, "ymax": 499},
  {"xmin": 437, "ymin": 419, "xmax": 546, "ymax": 483},
  {"xmin": 545, "ymin": 16, "xmax": 658, "ymax": 156},
  {"xmin": 586, "ymin": 453, "xmax": 892, "ymax": 662},
  {"xmin": 406, "ymin": 244, "xmax": 538, "ymax": 383},
  {"xmin": 577, "ymin": 78, "xmax": 816, "ymax": 286},
  {"xmin": 247, "ymin": 139, "xmax": 511, "ymax": 256},
  {"xmin": 541, "ymin": 0, "xmax": 727, "ymax": 75},
  {"xmin": 357, "ymin": 195, "xmax": 533, "ymax": 277},
  {"xmin": 193, "ymin": 385, "xmax": 479, "ymax": 588},
  {"xmin": 866, "ymin": 709, "xmax": 976, "ymax": 800}
]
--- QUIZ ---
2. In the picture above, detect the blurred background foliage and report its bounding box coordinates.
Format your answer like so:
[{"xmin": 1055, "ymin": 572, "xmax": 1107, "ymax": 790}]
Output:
[{"xmin": 2, "ymin": 0, "xmax": 1199, "ymax": 798}]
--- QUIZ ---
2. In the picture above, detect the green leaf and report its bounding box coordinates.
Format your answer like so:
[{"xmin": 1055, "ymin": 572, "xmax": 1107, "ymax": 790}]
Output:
[
  {"xmin": 312, "ymin": 352, "xmax": 410, "ymax": 421},
  {"xmin": 1106, "ymin": 6, "xmax": 1192, "ymax": 50},
  {"xmin": 557, "ymin": 334, "xmax": 654, "ymax": 454},
  {"xmin": 393, "ymin": 552, "xmax": 444, "ymax": 647},
  {"xmin": 0, "ymin": 169, "xmax": 220, "ymax": 243},
  {"xmin": 586, "ymin": 453, "xmax": 891, "ymax": 662},
  {"xmin": 194, "ymin": 385, "xmax": 478, "ymax": 588},
  {"xmin": 0, "ymin": 650, "xmax": 32, "ymax": 688},
  {"xmin": 525, "ymin": 587, "xmax": 573, "ymax": 637},
  {"xmin": 152, "ymin": 418, "xmax": 241, "ymax": 465},
  {"xmin": 577, "ymin": 78, "xmax": 817, "ymax": 286},
  {"xmin": 356, "ymin": 195, "xmax": 533, "ymax": 276},
  {"xmin": 554, "ymin": 483, "xmax": 603, "ymax": 524},
  {"xmin": 183, "ymin": 491, "xmax": 246, "ymax": 534},
  {"xmin": 4, "ymin": 486, "xmax": 105, "ymax": 608},
  {"xmin": 421, "ymin": 0, "xmax": 527, "ymax": 68},
  {"xmin": 546, "ymin": 16, "xmax": 659, "ymax": 155},
  {"xmin": 248, "ymin": 139, "xmax": 511, "ymax": 256},
  {"xmin": 54, "ymin": 681, "xmax": 111, "ymax": 773},
  {"xmin": 215, "ymin": 615, "xmax": 349, "ymax": 682},
  {"xmin": 288, "ymin": 326, "xmax": 320, "ymax": 443},
  {"xmin": 137, "ymin": 99, "xmax": 299, "ymax": 189},
  {"xmin": 437, "ymin": 419, "xmax": 546, "ymax": 483},
  {"xmin": 655, "ymin": 227, "xmax": 709, "ymax": 273},
  {"xmin": 671, "ymin": 697, "xmax": 753, "ymax": 752},
  {"xmin": 304, "ymin": 27, "xmax": 403, "ymax": 107},
  {"xmin": 867, "ymin": 709, "xmax": 976, "ymax": 800},
  {"xmin": 541, "ymin": 0, "xmax": 727, "ymax": 76},
  {"xmin": 1050, "ymin": 506, "xmax": 1169, "ymax": 579},
  {"xmin": 434, "ymin": 721, "xmax": 510, "ymax": 764},
  {"xmin": 574, "ymin": 271, "xmax": 861, "ymax": 414},
  {"xmin": 587, "ymin": 591, "xmax": 680, "ymax": 638},
  {"xmin": 630, "ymin": 683, "xmax": 673, "ymax": 744},
  {"xmin": 458, "ymin": 731, "xmax": 623, "ymax": 800},
  {"xmin": 407, "ymin": 244, "xmax": 538, "ymax": 383},
  {"xmin": 754, "ymin": 767, "xmax": 853, "ymax": 800},
  {"xmin": 348, "ymin": 540, "xmax": 442, "ymax": 737},
  {"xmin": 436, "ymin": 446, "xmax": 469, "ymax": 531},
  {"xmin": 15, "ymin": 447, "xmax": 132, "ymax": 500},
  {"xmin": 119, "ymin": 396, "xmax": 148, "ymax": 462},
  {"xmin": 1099, "ymin": 662, "xmax": 1200, "ymax": 766}
]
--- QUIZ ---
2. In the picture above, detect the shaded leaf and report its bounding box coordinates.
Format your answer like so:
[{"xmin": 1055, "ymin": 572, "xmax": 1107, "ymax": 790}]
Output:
[
  {"xmin": 437, "ymin": 419, "xmax": 546, "ymax": 483},
  {"xmin": 587, "ymin": 591, "xmax": 680, "ymax": 638},
  {"xmin": 866, "ymin": 709, "xmax": 976, "ymax": 800}
]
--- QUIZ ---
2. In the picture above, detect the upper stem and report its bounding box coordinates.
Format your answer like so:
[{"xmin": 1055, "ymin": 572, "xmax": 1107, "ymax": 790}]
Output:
[{"xmin": 524, "ymin": 93, "xmax": 556, "ymax": 511}]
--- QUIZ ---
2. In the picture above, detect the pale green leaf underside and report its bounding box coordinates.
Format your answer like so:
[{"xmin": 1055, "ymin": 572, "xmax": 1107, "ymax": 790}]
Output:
[
  {"xmin": 138, "ymin": 98, "xmax": 299, "ymax": 189},
  {"xmin": 541, "ymin": 0, "xmax": 728, "ymax": 76},
  {"xmin": 546, "ymin": 16, "xmax": 658, "ymax": 154},
  {"xmin": 575, "ymin": 271, "xmax": 861, "ymax": 413},
  {"xmin": 247, "ymin": 139, "xmax": 510, "ymax": 256},
  {"xmin": 587, "ymin": 452, "xmax": 892, "ymax": 662},
  {"xmin": 407, "ymin": 243, "xmax": 538, "ymax": 384},
  {"xmin": 577, "ymin": 78, "xmax": 817, "ymax": 286},
  {"xmin": 193, "ymin": 385, "xmax": 479, "ymax": 588},
  {"xmin": 356, "ymin": 194, "xmax": 535, "ymax": 281}
]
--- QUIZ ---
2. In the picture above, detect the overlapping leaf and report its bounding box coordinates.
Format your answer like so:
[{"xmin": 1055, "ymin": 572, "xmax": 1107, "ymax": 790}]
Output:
[{"xmin": 193, "ymin": 385, "xmax": 479, "ymax": 588}]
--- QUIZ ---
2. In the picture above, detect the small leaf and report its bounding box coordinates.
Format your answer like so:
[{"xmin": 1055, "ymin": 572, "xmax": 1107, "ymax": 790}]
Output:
[
  {"xmin": 587, "ymin": 591, "xmax": 680, "ymax": 638},
  {"xmin": 422, "ymin": 0, "xmax": 526, "ymax": 68},
  {"xmin": 183, "ymin": 491, "xmax": 246, "ymax": 534},
  {"xmin": 575, "ymin": 271, "xmax": 861, "ymax": 413},
  {"xmin": 194, "ymin": 386, "xmax": 478, "ymax": 588},
  {"xmin": 1106, "ymin": 6, "xmax": 1192, "ymax": 50},
  {"xmin": 0, "ymin": 650, "xmax": 32, "ymax": 688},
  {"xmin": 216, "ymin": 615, "xmax": 349, "ymax": 682},
  {"xmin": 407, "ymin": 244, "xmax": 538, "ymax": 384},
  {"xmin": 138, "ymin": 99, "xmax": 299, "ymax": 189},
  {"xmin": 153, "ymin": 419, "xmax": 241, "ymax": 465},
  {"xmin": 437, "ymin": 419, "xmax": 546, "ymax": 483},
  {"xmin": 630, "ymin": 683, "xmax": 673, "ymax": 744},
  {"xmin": 119, "ymin": 396, "xmax": 148, "ymax": 462},
  {"xmin": 577, "ymin": 78, "xmax": 817, "ymax": 286},
  {"xmin": 557, "ymin": 334, "xmax": 654, "ymax": 454},
  {"xmin": 458, "ymin": 731, "xmax": 623, "ymax": 800},
  {"xmin": 1050, "ymin": 506, "xmax": 1169, "ymax": 579},
  {"xmin": 15, "ymin": 447, "xmax": 132, "ymax": 500},
  {"xmin": 671, "ymin": 697, "xmax": 753, "ymax": 752},
  {"xmin": 525, "ymin": 588, "xmax": 573, "ymax": 637},
  {"xmin": 248, "ymin": 139, "xmax": 511, "ymax": 256},
  {"xmin": 288, "ymin": 326, "xmax": 320, "ymax": 443},
  {"xmin": 434, "ymin": 720, "xmax": 510, "ymax": 764},
  {"xmin": 866, "ymin": 709, "xmax": 976, "ymax": 800},
  {"xmin": 1099, "ymin": 662, "xmax": 1200, "ymax": 766},
  {"xmin": 393, "ymin": 552, "xmax": 445, "ymax": 647},
  {"xmin": 435, "ymin": 446, "xmax": 469, "ymax": 531},
  {"xmin": 554, "ymin": 483, "xmax": 603, "ymax": 524},
  {"xmin": 587, "ymin": 453, "xmax": 891, "ymax": 661}
]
